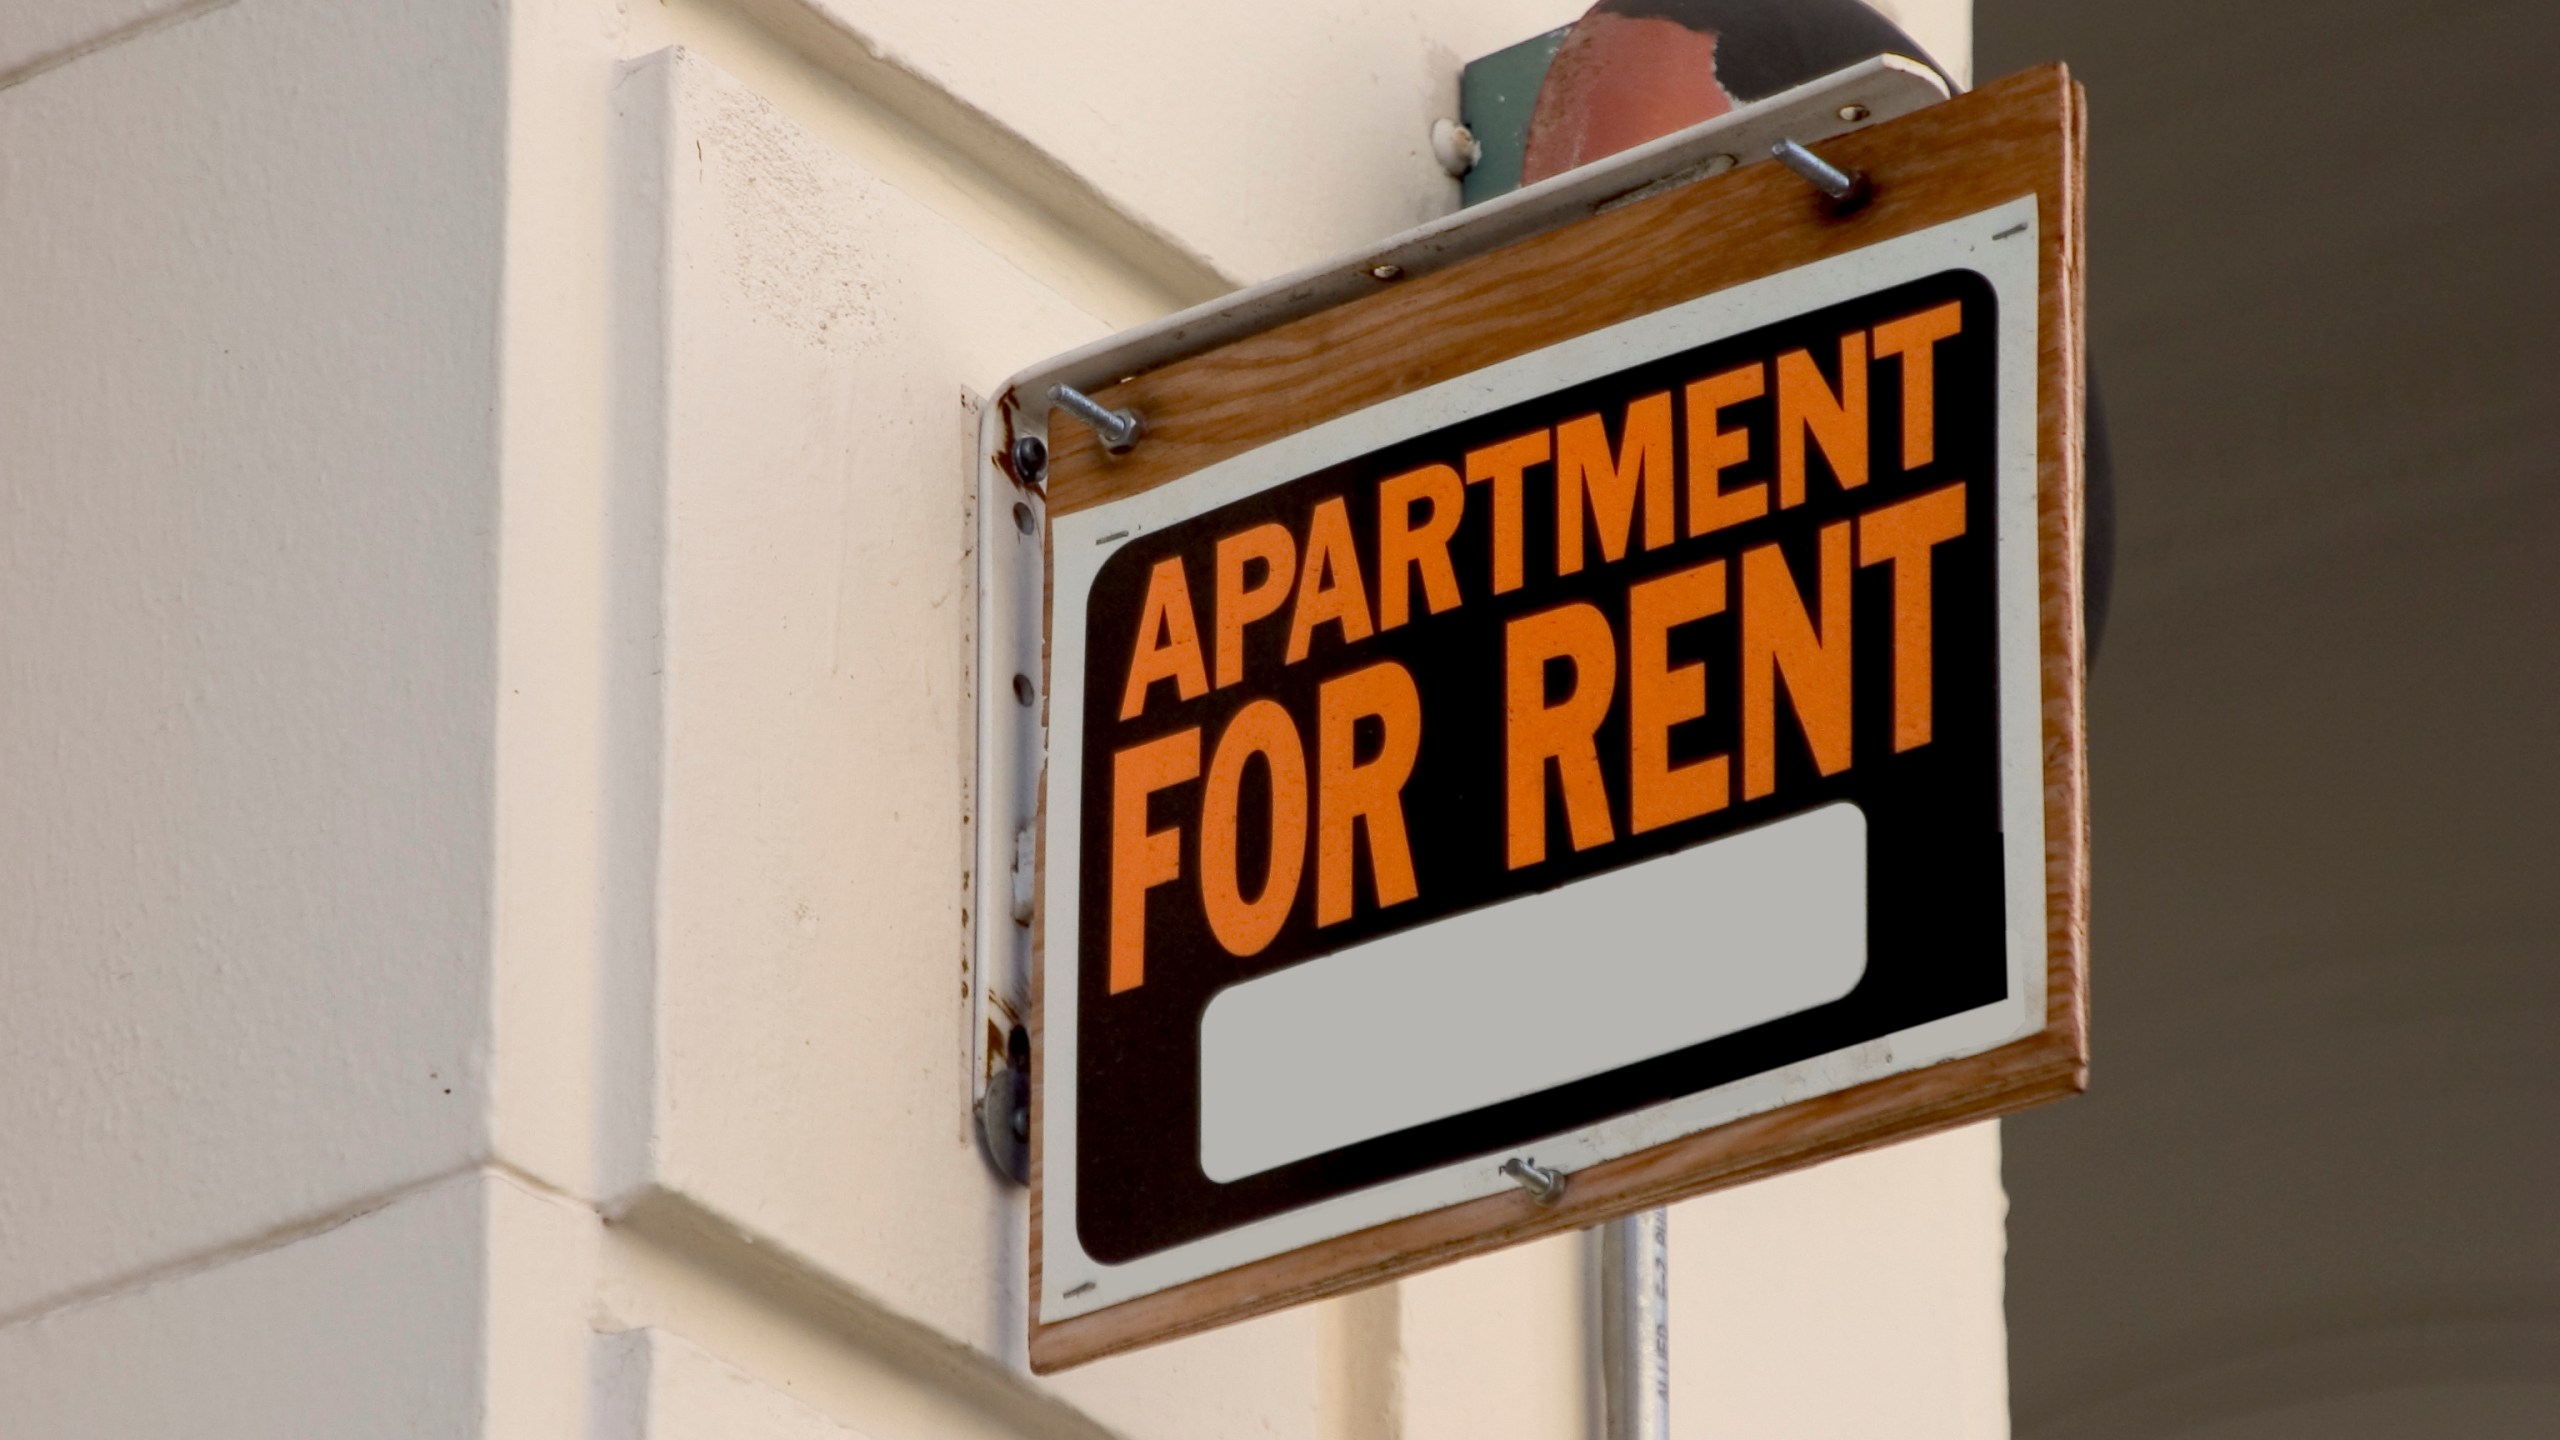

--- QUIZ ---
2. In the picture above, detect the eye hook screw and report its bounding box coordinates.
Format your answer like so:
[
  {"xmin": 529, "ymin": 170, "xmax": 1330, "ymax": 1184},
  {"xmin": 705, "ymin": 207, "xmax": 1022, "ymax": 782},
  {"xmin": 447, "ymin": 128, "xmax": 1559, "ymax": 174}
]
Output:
[
  {"xmin": 1500, "ymin": 1156, "xmax": 1569, "ymax": 1205},
  {"xmin": 1772, "ymin": 137, "xmax": 1873, "ymax": 211},
  {"xmin": 1051, "ymin": 383, "xmax": 1144, "ymax": 454}
]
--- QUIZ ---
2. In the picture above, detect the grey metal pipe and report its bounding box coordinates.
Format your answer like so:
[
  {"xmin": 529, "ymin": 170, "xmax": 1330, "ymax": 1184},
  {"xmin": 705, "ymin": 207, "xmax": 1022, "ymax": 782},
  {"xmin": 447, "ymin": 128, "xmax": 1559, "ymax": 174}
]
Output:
[{"xmin": 1601, "ymin": 1208, "xmax": 1670, "ymax": 1440}]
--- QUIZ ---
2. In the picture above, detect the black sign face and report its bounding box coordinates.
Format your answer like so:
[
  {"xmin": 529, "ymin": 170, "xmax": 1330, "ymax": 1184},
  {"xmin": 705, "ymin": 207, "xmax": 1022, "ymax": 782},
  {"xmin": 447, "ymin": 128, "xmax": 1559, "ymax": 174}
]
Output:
[{"xmin": 1068, "ymin": 268, "xmax": 2008, "ymax": 1264}]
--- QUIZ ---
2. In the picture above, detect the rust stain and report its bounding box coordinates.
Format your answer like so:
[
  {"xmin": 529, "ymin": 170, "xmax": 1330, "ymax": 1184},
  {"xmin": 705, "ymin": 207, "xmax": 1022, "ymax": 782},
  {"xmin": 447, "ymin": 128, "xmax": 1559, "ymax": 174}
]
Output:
[{"xmin": 1522, "ymin": 13, "xmax": 1733, "ymax": 185}]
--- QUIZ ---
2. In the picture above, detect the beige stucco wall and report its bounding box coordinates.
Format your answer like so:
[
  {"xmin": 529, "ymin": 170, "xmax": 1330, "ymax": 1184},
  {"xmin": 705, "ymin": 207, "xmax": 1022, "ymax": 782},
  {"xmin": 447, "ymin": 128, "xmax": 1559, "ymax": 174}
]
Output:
[{"xmin": 0, "ymin": 2, "xmax": 1997, "ymax": 1436}]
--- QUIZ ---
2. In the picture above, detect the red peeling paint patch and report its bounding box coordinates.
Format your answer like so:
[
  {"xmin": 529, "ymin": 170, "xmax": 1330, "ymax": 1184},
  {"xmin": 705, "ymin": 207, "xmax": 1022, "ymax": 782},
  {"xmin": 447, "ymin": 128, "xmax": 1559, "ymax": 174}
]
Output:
[{"xmin": 1520, "ymin": 15, "xmax": 1735, "ymax": 186}]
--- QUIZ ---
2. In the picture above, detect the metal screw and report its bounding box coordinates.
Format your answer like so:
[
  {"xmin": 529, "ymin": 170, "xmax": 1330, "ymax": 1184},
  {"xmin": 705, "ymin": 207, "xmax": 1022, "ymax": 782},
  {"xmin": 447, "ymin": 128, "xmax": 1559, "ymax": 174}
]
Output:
[
  {"xmin": 1369, "ymin": 263, "xmax": 1405, "ymax": 282},
  {"xmin": 1837, "ymin": 103, "xmax": 1872, "ymax": 123},
  {"xmin": 1051, "ymin": 383, "xmax": 1143, "ymax": 454},
  {"xmin": 1010, "ymin": 434, "xmax": 1048, "ymax": 485},
  {"xmin": 1771, "ymin": 137, "xmax": 1872, "ymax": 210},
  {"xmin": 1500, "ymin": 1156, "xmax": 1568, "ymax": 1205},
  {"xmin": 1012, "ymin": 501, "xmax": 1036, "ymax": 536}
]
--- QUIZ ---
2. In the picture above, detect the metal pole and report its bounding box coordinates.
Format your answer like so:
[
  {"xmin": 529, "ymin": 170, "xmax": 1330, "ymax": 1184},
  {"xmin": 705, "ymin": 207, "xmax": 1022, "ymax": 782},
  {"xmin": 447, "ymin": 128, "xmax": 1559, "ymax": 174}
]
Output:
[{"xmin": 1601, "ymin": 1208, "xmax": 1670, "ymax": 1440}]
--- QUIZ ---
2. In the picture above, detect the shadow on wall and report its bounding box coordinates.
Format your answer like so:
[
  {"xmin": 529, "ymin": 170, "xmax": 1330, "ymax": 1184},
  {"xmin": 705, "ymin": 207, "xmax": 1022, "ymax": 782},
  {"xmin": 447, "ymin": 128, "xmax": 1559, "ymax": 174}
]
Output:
[{"xmin": 1973, "ymin": 0, "xmax": 2560, "ymax": 1436}]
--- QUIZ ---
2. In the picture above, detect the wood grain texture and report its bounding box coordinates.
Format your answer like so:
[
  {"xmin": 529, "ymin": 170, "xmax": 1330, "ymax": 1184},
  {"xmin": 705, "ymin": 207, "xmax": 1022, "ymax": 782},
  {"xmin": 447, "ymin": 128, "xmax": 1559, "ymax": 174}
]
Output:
[{"xmin": 1030, "ymin": 63, "xmax": 2088, "ymax": 1374}]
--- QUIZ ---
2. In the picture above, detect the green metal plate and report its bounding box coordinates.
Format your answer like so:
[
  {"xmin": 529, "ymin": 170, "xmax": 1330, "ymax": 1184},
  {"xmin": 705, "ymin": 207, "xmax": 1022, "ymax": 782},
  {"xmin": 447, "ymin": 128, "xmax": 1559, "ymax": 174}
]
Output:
[{"xmin": 1457, "ymin": 25, "xmax": 1569, "ymax": 207}]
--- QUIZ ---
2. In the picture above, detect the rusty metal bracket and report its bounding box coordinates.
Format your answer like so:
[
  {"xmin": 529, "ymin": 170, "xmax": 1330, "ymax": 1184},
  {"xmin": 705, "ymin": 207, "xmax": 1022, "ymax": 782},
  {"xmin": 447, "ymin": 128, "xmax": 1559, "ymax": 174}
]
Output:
[
  {"xmin": 969, "ymin": 392, "xmax": 1042, "ymax": 1187},
  {"xmin": 984, "ymin": 56, "xmax": 1944, "ymax": 436}
]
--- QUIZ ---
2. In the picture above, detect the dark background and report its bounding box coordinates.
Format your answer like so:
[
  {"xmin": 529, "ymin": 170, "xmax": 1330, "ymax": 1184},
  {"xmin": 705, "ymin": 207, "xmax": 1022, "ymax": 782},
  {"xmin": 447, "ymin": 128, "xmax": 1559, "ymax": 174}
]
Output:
[
  {"xmin": 1074, "ymin": 271, "xmax": 2018, "ymax": 1261},
  {"xmin": 1976, "ymin": 1, "xmax": 2560, "ymax": 1435}
]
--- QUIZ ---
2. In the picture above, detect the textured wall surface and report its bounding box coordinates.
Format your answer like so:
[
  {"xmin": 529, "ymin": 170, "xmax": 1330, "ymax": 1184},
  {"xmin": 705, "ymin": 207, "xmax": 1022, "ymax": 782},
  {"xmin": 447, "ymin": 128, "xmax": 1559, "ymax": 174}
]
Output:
[
  {"xmin": 0, "ymin": 0, "xmax": 502, "ymax": 1325},
  {"xmin": 0, "ymin": 1176, "xmax": 488, "ymax": 1438}
]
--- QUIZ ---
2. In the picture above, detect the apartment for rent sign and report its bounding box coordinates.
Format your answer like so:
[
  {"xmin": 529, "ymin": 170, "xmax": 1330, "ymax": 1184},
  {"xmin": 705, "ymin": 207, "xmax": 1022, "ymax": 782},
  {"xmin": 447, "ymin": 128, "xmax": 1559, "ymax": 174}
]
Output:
[
  {"xmin": 1032, "ymin": 118, "xmax": 2085, "ymax": 1360},
  {"xmin": 1086, "ymin": 260, "xmax": 2001, "ymax": 1236}
]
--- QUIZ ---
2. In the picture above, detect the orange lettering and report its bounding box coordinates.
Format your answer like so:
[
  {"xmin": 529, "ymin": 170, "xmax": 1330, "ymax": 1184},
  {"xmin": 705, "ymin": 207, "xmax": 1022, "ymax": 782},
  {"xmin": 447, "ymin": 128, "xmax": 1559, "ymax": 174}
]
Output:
[
  {"xmin": 1200, "ymin": 700, "xmax": 1308, "ymax": 956},
  {"xmin": 1870, "ymin": 301, "xmax": 1963, "ymax": 471},
  {"xmin": 1740, "ymin": 523, "xmax": 1853, "ymax": 799},
  {"xmin": 1214, "ymin": 522, "xmax": 1296, "ymax": 688},
  {"xmin": 1858, "ymin": 482, "xmax": 1967, "ymax": 752},
  {"xmin": 1684, "ymin": 364, "xmax": 1768, "ymax": 538},
  {"xmin": 1504, "ymin": 603, "xmax": 1617, "ymax": 867},
  {"xmin": 1776, "ymin": 333, "xmax": 1869, "ymax": 506},
  {"xmin": 1108, "ymin": 728, "xmax": 1200, "ymax": 993},
  {"xmin": 1464, "ymin": 430, "xmax": 1548, "ymax": 595},
  {"xmin": 1555, "ymin": 393, "xmax": 1675, "ymax": 575},
  {"xmin": 1284, "ymin": 497, "xmax": 1375, "ymax": 663},
  {"xmin": 1118, "ymin": 557, "xmax": 1209, "ymax": 720},
  {"xmin": 1628, "ymin": 560, "xmax": 1730, "ymax": 833},
  {"xmin": 1377, "ymin": 464, "xmax": 1465, "ymax": 629},
  {"xmin": 1317, "ymin": 663, "xmax": 1422, "ymax": 924}
]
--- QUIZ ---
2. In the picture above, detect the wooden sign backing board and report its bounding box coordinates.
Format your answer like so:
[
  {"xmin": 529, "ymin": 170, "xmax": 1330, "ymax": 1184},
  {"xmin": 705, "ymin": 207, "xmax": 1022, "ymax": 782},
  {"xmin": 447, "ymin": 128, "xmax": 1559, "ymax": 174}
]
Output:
[{"xmin": 1028, "ymin": 63, "xmax": 2087, "ymax": 1374}]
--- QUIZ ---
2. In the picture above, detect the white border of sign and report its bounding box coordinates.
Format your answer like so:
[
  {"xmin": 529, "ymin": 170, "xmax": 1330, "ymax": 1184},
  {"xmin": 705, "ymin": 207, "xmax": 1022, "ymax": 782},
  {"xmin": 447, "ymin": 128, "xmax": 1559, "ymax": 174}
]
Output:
[{"xmin": 1040, "ymin": 196, "xmax": 2046, "ymax": 1323}]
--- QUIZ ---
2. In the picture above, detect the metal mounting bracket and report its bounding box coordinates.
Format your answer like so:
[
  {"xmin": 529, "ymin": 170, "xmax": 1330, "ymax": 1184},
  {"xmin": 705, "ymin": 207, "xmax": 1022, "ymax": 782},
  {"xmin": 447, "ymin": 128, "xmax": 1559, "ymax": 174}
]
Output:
[
  {"xmin": 969, "ymin": 393, "xmax": 1042, "ymax": 1186},
  {"xmin": 981, "ymin": 57, "xmax": 1943, "ymax": 422}
]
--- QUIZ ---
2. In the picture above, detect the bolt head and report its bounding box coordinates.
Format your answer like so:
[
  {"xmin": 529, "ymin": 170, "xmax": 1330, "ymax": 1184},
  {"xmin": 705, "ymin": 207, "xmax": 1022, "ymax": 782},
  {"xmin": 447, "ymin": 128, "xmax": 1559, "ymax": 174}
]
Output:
[
  {"xmin": 1369, "ymin": 263, "xmax": 1405, "ymax": 282},
  {"xmin": 1838, "ymin": 103, "xmax": 1872, "ymax": 123},
  {"xmin": 1010, "ymin": 434, "xmax": 1048, "ymax": 484}
]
